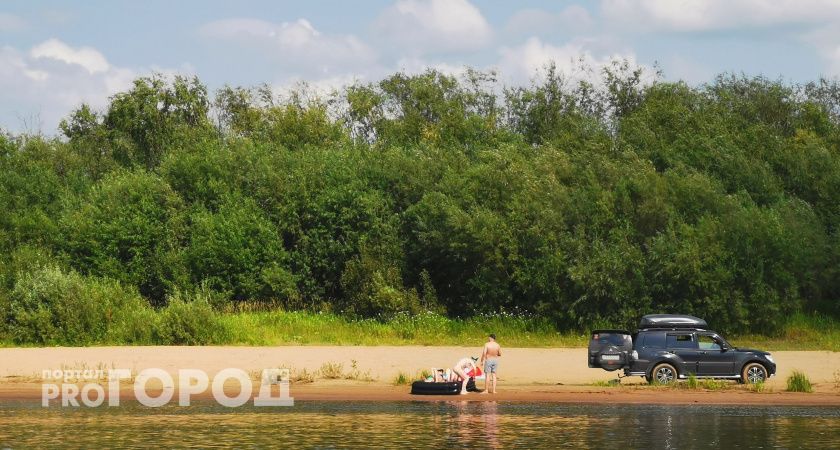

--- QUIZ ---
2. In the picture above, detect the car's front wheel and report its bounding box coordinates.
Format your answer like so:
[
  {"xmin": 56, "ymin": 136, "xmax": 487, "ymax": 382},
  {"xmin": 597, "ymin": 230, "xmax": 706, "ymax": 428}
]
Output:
[
  {"xmin": 741, "ymin": 362, "xmax": 767, "ymax": 384},
  {"xmin": 650, "ymin": 363, "xmax": 678, "ymax": 385}
]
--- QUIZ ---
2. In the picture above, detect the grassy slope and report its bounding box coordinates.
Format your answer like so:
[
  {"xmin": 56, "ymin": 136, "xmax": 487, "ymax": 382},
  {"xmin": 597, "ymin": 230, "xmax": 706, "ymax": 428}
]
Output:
[
  {"xmin": 727, "ymin": 314, "xmax": 840, "ymax": 352},
  {"xmin": 216, "ymin": 311, "xmax": 586, "ymax": 347},
  {"xmin": 2, "ymin": 311, "xmax": 837, "ymax": 350},
  {"xmin": 214, "ymin": 311, "xmax": 840, "ymax": 350}
]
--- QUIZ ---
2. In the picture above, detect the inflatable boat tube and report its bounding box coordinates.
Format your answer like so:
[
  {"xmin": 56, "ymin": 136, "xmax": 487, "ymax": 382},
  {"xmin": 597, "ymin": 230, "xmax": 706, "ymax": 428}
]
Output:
[
  {"xmin": 410, "ymin": 378, "xmax": 478, "ymax": 395},
  {"xmin": 410, "ymin": 381, "xmax": 462, "ymax": 395}
]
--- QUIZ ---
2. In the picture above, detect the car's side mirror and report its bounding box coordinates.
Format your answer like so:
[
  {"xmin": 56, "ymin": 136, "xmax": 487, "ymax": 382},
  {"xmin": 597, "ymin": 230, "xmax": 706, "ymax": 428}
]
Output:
[{"xmin": 720, "ymin": 345, "xmax": 729, "ymax": 352}]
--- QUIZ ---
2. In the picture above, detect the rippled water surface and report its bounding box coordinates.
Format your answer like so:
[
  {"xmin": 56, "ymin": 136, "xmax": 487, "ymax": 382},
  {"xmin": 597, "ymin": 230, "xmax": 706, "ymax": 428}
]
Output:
[{"xmin": 0, "ymin": 401, "xmax": 838, "ymax": 448}]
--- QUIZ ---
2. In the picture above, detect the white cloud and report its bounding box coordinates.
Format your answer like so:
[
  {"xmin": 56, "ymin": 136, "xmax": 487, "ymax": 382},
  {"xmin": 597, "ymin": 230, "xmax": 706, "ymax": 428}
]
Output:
[
  {"xmin": 0, "ymin": 40, "xmax": 137, "ymax": 133},
  {"xmin": 373, "ymin": 0, "xmax": 492, "ymax": 55},
  {"xmin": 601, "ymin": 0, "xmax": 840, "ymax": 32},
  {"xmin": 199, "ymin": 18, "xmax": 377, "ymax": 74},
  {"xmin": 506, "ymin": 6, "xmax": 593, "ymax": 36},
  {"xmin": 825, "ymin": 46, "xmax": 840, "ymax": 75},
  {"xmin": 802, "ymin": 26, "xmax": 840, "ymax": 76},
  {"xmin": 663, "ymin": 55, "xmax": 715, "ymax": 84},
  {"xmin": 30, "ymin": 38, "xmax": 110, "ymax": 74},
  {"xmin": 600, "ymin": 0, "xmax": 840, "ymax": 76},
  {"xmin": 497, "ymin": 37, "xmax": 641, "ymax": 85},
  {"xmin": 0, "ymin": 13, "xmax": 27, "ymax": 32}
]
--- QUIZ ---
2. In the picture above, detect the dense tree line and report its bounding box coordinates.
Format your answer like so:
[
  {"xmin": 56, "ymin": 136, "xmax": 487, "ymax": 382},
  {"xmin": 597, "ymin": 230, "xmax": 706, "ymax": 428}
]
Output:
[{"xmin": 1, "ymin": 62, "xmax": 839, "ymax": 337}]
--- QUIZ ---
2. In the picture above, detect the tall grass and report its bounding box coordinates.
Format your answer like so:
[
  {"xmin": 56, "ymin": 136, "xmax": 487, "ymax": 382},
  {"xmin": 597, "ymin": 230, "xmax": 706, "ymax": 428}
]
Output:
[
  {"xmin": 214, "ymin": 309, "xmax": 584, "ymax": 347},
  {"xmin": 1, "ymin": 280, "xmax": 838, "ymax": 349},
  {"xmin": 590, "ymin": 379, "xmax": 620, "ymax": 387},
  {"xmin": 392, "ymin": 372, "xmax": 410, "ymax": 385},
  {"xmin": 748, "ymin": 381, "xmax": 767, "ymax": 393},
  {"xmin": 727, "ymin": 313, "xmax": 840, "ymax": 351},
  {"xmin": 205, "ymin": 310, "xmax": 840, "ymax": 349},
  {"xmin": 2, "ymin": 308, "xmax": 839, "ymax": 349},
  {"xmin": 318, "ymin": 362, "xmax": 344, "ymax": 379},
  {"xmin": 685, "ymin": 373, "xmax": 699, "ymax": 389},
  {"xmin": 786, "ymin": 370, "xmax": 813, "ymax": 393}
]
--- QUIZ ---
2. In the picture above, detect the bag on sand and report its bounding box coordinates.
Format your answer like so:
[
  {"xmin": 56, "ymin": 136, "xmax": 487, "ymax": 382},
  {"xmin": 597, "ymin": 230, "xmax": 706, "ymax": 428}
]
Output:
[{"xmin": 466, "ymin": 377, "xmax": 480, "ymax": 392}]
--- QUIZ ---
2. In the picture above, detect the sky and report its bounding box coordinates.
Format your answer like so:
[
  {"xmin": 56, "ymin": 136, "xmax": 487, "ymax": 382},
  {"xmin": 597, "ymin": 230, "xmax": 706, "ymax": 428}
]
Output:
[{"xmin": 2, "ymin": 0, "xmax": 840, "ymax": 133}]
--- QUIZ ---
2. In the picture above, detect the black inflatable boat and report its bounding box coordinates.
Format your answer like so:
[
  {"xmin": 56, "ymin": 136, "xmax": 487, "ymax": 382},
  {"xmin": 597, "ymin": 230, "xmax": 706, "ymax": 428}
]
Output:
[{"xmin": 410, "ymin": 378, "xmax": 478, "ymax": 395}]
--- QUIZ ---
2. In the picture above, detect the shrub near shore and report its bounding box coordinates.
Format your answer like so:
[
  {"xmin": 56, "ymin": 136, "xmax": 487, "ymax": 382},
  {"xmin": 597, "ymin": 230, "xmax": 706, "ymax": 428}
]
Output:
[
  {"xmin": 1, "ymin": 266, "xmax": 224, "ymax": 346},
  {"xmin": 0, "ymin": 268, "xmax": 837, "ymax": 348}
]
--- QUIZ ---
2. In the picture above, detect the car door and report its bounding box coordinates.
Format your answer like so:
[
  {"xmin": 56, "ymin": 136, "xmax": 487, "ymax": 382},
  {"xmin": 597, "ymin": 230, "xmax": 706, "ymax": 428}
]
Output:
[
  {"xmin": 696, "ymin": 334, "xmax": 735, "ymax": 376},
  {"xmin": 666, "ymin": 333, "xmax": 700, "ymax": 375}
]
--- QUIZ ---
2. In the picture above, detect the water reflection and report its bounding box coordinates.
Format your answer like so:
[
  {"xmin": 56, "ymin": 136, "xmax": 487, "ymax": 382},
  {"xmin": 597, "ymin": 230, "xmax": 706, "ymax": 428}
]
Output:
[
  {"xmin": 0, "ymin": 401, "xmax": 837, "ymax": 448},
  {"xmin": 446, "ymin": 401, "xmax": 500, "ymax": 448}
]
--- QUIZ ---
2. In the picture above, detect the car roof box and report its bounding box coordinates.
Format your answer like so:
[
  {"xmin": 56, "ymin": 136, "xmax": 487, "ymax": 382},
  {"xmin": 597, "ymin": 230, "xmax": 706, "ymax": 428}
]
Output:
[{"xmin": 639, "ymin": 314, "xmax": 707, "ymax": 329}]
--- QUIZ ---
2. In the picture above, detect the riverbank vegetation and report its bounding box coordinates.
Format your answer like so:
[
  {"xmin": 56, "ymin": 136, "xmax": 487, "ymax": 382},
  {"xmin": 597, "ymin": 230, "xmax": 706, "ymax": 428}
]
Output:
[
  {"xmin": 1, "ymin": 61, "xmax": 839, "ymax": 346},
  {"xmin": 786, "ymin": 370, "xmax": 814, "ymax": 392},
  {"xmin": 0, "ymin": 281, "xmax": 836, "ymax": 349}
]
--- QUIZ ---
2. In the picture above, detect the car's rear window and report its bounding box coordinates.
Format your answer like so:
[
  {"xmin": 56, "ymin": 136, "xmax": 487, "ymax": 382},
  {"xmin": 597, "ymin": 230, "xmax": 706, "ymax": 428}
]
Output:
[{"xmin": 591, "ymin": 333, "xmax": 630, "ymax": 346}]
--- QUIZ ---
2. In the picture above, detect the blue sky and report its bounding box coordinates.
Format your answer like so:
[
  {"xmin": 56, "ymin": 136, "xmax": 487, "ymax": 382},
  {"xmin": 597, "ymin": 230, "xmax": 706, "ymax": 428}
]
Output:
[{"xmin": 2, "ymin": 0, "xmax": 839, "ymax": 133}]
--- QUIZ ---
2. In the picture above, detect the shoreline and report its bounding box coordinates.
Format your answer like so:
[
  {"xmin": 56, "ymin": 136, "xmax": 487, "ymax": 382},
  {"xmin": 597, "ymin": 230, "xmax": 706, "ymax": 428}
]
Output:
[
  {"xmin": 1, "ymin": 383, "xmax": 839, "ymax": 406},
  {"xmin": 1, "ymin": 346, "xmax": 838, "ymax": 407}
]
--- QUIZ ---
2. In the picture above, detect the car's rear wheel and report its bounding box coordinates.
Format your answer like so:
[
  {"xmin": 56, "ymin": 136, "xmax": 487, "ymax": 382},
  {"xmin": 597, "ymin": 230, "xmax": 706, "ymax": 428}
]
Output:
[
  {"xmin": 650, "ymin": 363, "xmax": 677, "ymax": 385},
  {"xmin": 741, "ymin": 362, "xmax": 767, "ymax": 384}
]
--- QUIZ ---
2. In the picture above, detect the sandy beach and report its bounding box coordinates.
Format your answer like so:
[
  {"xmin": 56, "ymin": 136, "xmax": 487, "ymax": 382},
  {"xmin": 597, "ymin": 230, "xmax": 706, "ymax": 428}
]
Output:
[{"xmin": 1, "ymin": 346, "xmax": 838, "ymax": 405}]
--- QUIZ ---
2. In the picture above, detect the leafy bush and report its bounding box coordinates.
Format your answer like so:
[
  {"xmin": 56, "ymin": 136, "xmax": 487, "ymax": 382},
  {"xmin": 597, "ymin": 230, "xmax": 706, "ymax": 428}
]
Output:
[
  {"xmin": 59, "ymin": 170, "xmax": 186, "ymax": 304},
  {"xmin": 340, "ymin": 251, "xmax": 421, "ymax": 318},
  {"xmin": 156, "ymin": 288, "xmax": 224, "ymax": 345},
  {"xmin": 6, "ymin": 266, "xmax": 151, "ymax": 345},
  {"xmin": 185, "ymin": 194, "xmax": 294, "ymax": 303},
  {"xmin": 0, "ymin": 292, "xmax": 9, "ymax": 339},
  {"xmin": 0, "ymin": 245, "xmax": 59, "ymax": 295}
]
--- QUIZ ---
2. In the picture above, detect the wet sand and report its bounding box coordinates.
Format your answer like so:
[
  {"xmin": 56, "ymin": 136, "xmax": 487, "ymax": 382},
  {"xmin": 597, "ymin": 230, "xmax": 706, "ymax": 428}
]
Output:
[
  {"xmin": 1, "ymin": 381, "xmax": 839, "ymax": 406},
  {"xmin": 1, "ymin": 346, "xmax": 838, "ymax": 405}
]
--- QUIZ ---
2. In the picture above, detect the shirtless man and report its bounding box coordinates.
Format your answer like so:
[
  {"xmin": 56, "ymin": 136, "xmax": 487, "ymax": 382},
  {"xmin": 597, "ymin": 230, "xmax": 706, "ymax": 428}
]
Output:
[
  {"xmin": 480, "ymin": 333, "xmax": 501, "ymax": 393},
  {"xmin": 452, "ymin": 357, "xmax": 478, "ymax": 394}
]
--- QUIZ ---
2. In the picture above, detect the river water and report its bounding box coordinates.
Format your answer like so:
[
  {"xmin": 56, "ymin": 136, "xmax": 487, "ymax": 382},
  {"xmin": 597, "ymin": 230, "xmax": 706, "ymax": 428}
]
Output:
[{"xmin": 0, "ymin": 401, "xmax": 838, "ymax": 448}]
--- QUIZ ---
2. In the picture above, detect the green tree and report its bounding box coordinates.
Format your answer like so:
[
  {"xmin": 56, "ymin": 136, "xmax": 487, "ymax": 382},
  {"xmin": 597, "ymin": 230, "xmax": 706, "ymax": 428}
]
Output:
[
  {"xmin": 98, "ymin": 75, "xmax": 212, "ymax": 169},
  {"xmin": 60, "ymin": 170, "xmax": 186, "ymax": 303},
  {"xmin": 185, "ymin": 194, "xmax": 294, "ymax": 302}
]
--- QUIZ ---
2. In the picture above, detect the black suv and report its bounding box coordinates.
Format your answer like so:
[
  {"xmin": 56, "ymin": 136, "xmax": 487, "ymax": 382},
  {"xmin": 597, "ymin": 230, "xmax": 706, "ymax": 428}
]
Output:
[{"xmin": 589, "ymin": 314, "xmax": 776, "ymax": 384}]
